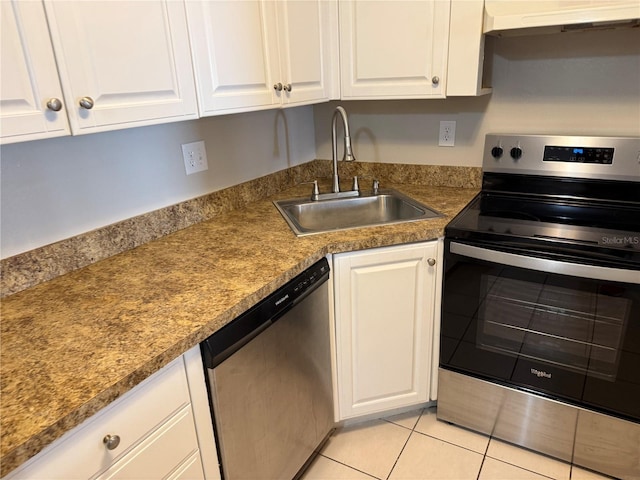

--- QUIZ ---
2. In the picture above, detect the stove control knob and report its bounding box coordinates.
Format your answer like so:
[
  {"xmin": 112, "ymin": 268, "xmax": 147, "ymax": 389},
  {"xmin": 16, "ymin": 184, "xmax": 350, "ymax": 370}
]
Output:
[
  {"xmin": 491, "ymin": 146, "xmax": 503, "ymax": 158},
  {"xmin": 510, "ymin": 147, "xmax": 523, "ymax": 160}
]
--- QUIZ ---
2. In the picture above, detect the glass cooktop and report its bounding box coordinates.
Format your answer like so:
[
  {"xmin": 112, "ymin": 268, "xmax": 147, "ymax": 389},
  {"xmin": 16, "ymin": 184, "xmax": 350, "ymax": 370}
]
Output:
[{"xmin": 448, "ymin": 193, "xmax": 640, "ymax": 252}]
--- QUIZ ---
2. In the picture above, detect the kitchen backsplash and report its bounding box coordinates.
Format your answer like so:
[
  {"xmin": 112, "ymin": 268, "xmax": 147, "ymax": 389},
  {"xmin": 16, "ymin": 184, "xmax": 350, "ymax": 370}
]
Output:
[{"xmin": 1, "ymin": 161, "xmax": 480, "ymax": 297}]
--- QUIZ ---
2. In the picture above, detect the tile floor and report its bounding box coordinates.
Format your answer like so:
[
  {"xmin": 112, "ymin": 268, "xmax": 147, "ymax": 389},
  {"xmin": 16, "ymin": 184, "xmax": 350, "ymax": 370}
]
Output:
[{"xmin": 301, "ymin": 407, "xmax": 613, "ymax": 480}]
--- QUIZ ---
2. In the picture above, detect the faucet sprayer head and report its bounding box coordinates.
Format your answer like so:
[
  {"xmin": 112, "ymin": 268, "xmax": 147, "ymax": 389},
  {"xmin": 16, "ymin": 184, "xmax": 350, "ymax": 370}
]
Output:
[{"xmin": 343, "ymin": 136, "xmax": 356, "ymax": 162}]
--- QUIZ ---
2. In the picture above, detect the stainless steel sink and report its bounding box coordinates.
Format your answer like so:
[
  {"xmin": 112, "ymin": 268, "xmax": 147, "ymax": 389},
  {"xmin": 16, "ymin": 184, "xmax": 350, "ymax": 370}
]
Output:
[{"xmin": 274, "ymin": 189, "xmax": 443, "ymax": 236}]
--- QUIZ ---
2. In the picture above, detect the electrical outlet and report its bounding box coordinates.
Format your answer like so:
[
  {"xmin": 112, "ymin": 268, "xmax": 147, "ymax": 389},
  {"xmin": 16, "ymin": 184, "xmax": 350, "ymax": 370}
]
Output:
[
  {"xmin": 439, "ymin": 120, "xmax": 456, "ymax": 147},
  {"xmin": 182, "ymin": 141, "xmax": 208, "ymax": 175}
]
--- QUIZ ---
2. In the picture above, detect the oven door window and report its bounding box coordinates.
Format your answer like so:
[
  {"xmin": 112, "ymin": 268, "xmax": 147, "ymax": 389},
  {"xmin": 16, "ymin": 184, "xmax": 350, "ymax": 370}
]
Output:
[
  {"xmin": 479, "ymin": 273, "xmax": 629, "ymax": 380},
  {"xmin": 440, "ymin": 243, "xmax": 640, "ymax": 422}
]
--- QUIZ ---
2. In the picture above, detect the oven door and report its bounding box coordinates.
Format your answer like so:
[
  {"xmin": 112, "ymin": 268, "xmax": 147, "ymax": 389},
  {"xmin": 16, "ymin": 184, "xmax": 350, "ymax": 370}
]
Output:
[{"xmin": 440, "ymin": 240, "xmax": 640, "ymax": 422}]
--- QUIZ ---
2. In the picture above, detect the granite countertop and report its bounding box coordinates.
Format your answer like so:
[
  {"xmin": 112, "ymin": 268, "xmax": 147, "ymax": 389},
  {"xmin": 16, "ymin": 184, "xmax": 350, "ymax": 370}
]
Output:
[{"xmin": 0, "ymin": 181, "xmax": 478, "ymax": 476}]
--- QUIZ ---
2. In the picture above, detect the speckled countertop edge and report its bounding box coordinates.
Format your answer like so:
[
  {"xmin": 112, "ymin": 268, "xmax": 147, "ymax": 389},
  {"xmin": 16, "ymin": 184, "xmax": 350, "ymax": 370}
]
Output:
[{"xmin": 0, "ymin": 170, "xmax": 479, "ymax": 476}]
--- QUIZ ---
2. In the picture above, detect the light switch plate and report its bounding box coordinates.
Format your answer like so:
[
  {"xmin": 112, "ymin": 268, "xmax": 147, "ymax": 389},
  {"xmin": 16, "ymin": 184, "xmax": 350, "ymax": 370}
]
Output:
[{"xmin": 182, "ymin": 141, "xmax": 208, "ymax": 175}]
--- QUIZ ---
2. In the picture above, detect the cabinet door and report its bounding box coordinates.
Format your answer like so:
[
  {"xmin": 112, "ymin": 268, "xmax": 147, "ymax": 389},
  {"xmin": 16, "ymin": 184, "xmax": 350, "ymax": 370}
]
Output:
[
  {"xmin": 186, "ymin": 0, "xmax": 281, "ymax": 115},
  {"xmin": 276, "ymin": 0, "xmax": 339, "ymax": 107},
  {"xmin": 43, "ymin": 0, "xmax": 197, "ymax": 135},
  {"xmin": 447, "ymin": 0, "xmax": 492, "ymax": 96},
  {"xmin": 339, "ymin": 0, "xmax": 450, "ymax": 99},
  {"xmin": 333, "ymin": 242, "xmax": 439, "ymax": 419},
  {"xmin": 0, "ymin": 1, "xmax": 70, "ymax": 144}
]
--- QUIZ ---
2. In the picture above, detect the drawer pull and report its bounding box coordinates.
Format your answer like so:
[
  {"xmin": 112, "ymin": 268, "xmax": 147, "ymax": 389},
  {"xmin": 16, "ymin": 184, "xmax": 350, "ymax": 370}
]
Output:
[
  {"xmin": 103, "ymin": 434, "xmax": 121, "ymax": 450},
  {"xmin": 427, "ymin": 258, "xmax": 436, "ymax": 266}
]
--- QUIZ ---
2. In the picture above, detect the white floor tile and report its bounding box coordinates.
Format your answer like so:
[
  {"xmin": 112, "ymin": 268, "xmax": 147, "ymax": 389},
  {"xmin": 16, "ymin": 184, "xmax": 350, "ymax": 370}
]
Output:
[
  {"xmin": 300, "ymin": 455, "xmax": 377, "ymax": 480},
  {"xmin": 320, "ymin": 419, "xmax": 411, "ymax": 480},
  {"xmin": 414, "ymin": 407, "xmax": 490, "ymax": 454},
  {"xmin": 383, "ymin": 408, "xmax": 423, "ymax": 430},
  {"xmin": 486, "ymin": 439, "xmax": 571, "ymax": 480},
  {"xmin": 570, "ymin": 466, "xmax": 614, "ymax": 480},
  {"xmin": 311, "ymin": 409, "xmax": 620, "ymax": 480},
  {"xmin": 388, "ymin": 432, "xmax": 484, "ymax": 480},
  {"xmin": 479, "ymin": 457, "xmax": 554, "ymax": 480}
]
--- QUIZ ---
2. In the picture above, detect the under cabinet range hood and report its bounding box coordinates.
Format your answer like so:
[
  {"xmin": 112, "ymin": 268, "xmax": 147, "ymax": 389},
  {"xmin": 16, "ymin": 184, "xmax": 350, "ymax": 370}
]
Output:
[{"xmin": 484, "ymin": 0, "xmax": 640, "ymax": 36}]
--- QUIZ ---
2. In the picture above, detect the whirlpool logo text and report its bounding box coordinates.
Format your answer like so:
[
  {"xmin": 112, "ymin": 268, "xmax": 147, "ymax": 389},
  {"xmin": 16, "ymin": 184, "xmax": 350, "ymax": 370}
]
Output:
[{"xmin": 531, "ymin": 368, "xmax": 552, "ymax": 379}]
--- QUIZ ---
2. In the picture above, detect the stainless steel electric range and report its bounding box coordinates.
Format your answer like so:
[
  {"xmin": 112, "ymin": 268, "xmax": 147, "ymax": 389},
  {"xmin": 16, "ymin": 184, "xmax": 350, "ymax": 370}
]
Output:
[{"xmin": 438, "ymin": 134, "xmax": 640, "ymax": 479}]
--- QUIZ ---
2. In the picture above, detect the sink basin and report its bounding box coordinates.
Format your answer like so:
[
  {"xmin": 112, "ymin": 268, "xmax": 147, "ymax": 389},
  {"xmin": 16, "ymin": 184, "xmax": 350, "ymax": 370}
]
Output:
[{"xmin": 274, "ymin": 189, "xmax": 443, "ymax": 236}]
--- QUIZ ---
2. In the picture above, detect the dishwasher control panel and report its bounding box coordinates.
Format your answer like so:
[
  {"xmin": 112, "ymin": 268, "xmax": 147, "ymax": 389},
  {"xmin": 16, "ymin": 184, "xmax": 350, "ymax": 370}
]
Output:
[{"xmin": 201, "ymin": 257, "xmax": 330, "ymax": 369}]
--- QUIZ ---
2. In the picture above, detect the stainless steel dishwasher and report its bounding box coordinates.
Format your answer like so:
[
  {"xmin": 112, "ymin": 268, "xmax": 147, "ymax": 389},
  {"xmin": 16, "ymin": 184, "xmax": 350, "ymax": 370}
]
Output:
[{"xmin": 200, "ymin": 258, "xmax": 334, "ymax": 480}]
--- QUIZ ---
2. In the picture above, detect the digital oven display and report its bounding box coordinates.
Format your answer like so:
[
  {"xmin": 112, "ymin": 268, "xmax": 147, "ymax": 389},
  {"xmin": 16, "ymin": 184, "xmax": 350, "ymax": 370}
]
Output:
[{"xmin": 543, "ymin": 145, "xmax": 614, "ymax": 164}]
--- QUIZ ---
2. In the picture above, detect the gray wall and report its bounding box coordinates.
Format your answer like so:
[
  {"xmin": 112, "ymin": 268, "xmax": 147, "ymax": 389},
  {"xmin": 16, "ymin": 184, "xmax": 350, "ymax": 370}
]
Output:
[
  {"xmin": 2, "ymin": 28, "xmax": 639, "ymax": 259},
  {"xmin": 1, "ymin": 107, "xmax": 316, "ymax": 258},
  {"xmin": 314, "ymin": 28, "xmax": 640, "ymax": 166}
]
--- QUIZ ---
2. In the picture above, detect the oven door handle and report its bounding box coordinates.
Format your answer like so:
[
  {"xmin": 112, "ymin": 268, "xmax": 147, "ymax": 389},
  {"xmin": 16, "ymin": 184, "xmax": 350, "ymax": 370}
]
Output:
[{"xmin": 450, "ymin": 242, "xmax": 639, "ymax": 284}]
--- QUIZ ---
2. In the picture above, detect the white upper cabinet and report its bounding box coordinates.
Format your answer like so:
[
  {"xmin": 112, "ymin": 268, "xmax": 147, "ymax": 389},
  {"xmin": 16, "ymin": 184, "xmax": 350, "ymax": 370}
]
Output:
[
  {"xmin": 0, "ymin": 1, "xmax": 70, "ymax": 144},
  {"xmin": 447, "ymin": 0, "xmax": 492, "ymax": 96},
  {"xmin": 1, "ymin": 0, "xmax": 488, "ymax": 145},
  {"xmin": 43, "ymin": 0, "xmax": 198, "ymax": 135},
  {"xmin": 339, "ymin": 0, "xmax": 451, "ymax": 99},
  {"xmin": 185, "ymin": 1, "xmax": 280, "ymax": 114},
  {"xmin": 2, "ymin": 0, "xmax": 198, "ymax": 144},
  {"xmin": 186, "ymin": 0, "xmax": 338, "ymax": 116},
  {"xmin": 275, "ymin": 1, "xmax": 340, "ymax": 107}
]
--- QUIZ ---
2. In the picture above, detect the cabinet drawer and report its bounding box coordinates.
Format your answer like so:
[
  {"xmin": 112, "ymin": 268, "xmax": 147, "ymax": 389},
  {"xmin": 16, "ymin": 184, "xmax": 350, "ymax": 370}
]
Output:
[
  {"xmin": 6, "ymin": 357, "xmax": 190, "ymax": 479},
  {"xmin": 168, "ymin": 452, "xmax": 205, "ymax": 480},
  {"xmin": 94, "ymin": 406, "xmax": 202, "ymax": 480}
]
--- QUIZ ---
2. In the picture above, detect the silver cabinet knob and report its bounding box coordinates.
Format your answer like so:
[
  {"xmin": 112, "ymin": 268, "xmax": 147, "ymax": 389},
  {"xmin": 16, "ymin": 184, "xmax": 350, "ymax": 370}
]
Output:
[
  {"xmin": 432, "ymin": 76, "xmax": 440, "ymax": 85},
  {"xmin": 283, "ymin": 83, "xmax": 292, "ymax": 92},
  {"xmin": 79, "ymin": 96, "xmax": 94, "ymax": 109},
  {"xmin": 273, "ymin": 83, "xmax": 283, "ymax": 91},
  {"xmin": 427, "ymin": 258, "xmax": 436, "ymax": 266},
  {"xmin": 46, "ymin": 98, "xmax": 63, "ymax": 112},
  {"xmin": 103, "ymin": 434, "xmax": 121, "ymax": 450}
]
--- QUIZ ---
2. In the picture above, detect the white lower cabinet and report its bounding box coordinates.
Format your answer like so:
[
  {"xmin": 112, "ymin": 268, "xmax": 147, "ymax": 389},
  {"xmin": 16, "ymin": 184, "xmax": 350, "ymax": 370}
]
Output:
[
  {"xmin": 333, "ymin": 240, "xmax": 443, "ymax": 420},
  {"xmin": 4, "ymin": 346, "xmax": 220, "ymax": 480}
]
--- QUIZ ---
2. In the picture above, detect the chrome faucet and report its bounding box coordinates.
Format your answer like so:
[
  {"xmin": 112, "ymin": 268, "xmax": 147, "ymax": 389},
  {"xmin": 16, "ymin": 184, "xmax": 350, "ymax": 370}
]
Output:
[{"xmin": 331, "ymin": 106, "xmax": 356, "ymax": 193}]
